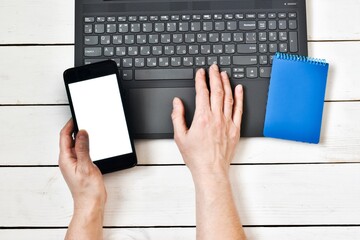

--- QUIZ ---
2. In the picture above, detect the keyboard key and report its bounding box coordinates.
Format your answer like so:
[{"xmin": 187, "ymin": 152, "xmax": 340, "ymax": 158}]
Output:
[
  {"xmin": 269, "ymin": 43, "xmax": 278, "ymax": 53},
  {"xmin": 124, "ymin": 35, "xmax": 135, "ymax": 44},
  {"xmin": 173, "ymin": 34, "xmax": 183, "ymax": 43},
  {"xmin": 203, "ymin": 22, "xmax": 213, "ymax": 31},
  {"xmin": 139, "ymin": 16, "xmax": 148, "ymax": 21},
  {"xmin": 246, "ymin": 67, "xmax": 258, "ymax": 78},
  {"xmin": 179, "ymin": 22, "xmax": 189, "ymax": 32},
  {"xmin": 107, "ymin": 24, "xmax": 117, "ymax": 33},
  {"xmin": 289, "ymin": 20, "xmax": 298, "ymax": 29},
  {"xmin": 171, "ymin": 57, "xmax": 181, "ymax": 66},
  {"xmin": 185, "ymin": 34, "xmax": 195, "ymax": 43},
  {"xmin": 176, "ymin": 45, "xmax": 187, "ymax": 55},
  {"xmin": 258, "ymin": 13, "xmax": 266, "ymax": 19},
  {"xmin": 149, "ymin": 34, "xmax": 159, "ymax": 44},
  {"xmin": 171, "ymin": 15, "xmax": 180, "ymax": 21},
  {"xmin": 143, "ymin": 23, "xmax": 153, "ymax": 33},
  {"xmin": 84, "ymin": 58, "xmax": 106, "ymax": 65},
  {"xmin": 233, "ymin": 73, "xmax": 245, "ymax": 79},
  {"xmin": 260, "ymin": 67, "xmax": 271, "ymax": 78},
  {"xmin": 259, "ymin": 44, "xmax": 267, "ymax": 53},
  {"xmin": 192, "ymin": 15, "xmax": 201, "ymax": 20},
  {"xmin": 84, "ymin": 47, "xmax": 102, "ymax": 57},
  {"xmin": 131, "ymin": 23, "xmax": 141, "ymax": 33},
  {"xmin": 84, "ymin": 24, "xmax": 92, "ymax": 34},
  {"xmin": 237, "ymin": 44, "xmax": 257, "ymax": 53},
  {"xmin": 104, "ymin": 47, "xmax": 114, "ymax": 56},
  {"xmin": 233, "ymin": 68, "xmax": 245, "ymax": 73},
  {"xmin": 233, "ymin": 56, "xmax": 257, "ymax": 65},
  {"xmin": 233, "ymin": 33, "xmax": 244, "ymax": 42},
  {"xmin": 183, "ymin": 57, "xmax": 194, "ymax": 66},
  {"xmin": 140, "ymin": 46, "xmax": 151, "ymax": 55},
  {"xmin": 135, "ymin": 69, "xmax": 193, "ymax": 80},
  {"xmin": 164, "ymin": 46, "xmax": 174, "ymax": 55},
  {"xmin": 289, "ymin": 13, "xmax": 297, "ymax": 18},
  {"xmin": 155, "ymin": 23, "xmax": 165, "ymax": 32},
  {"xmin": 119, "ymin": 24, "xmax": 129, "ymax": 33},
  {"xmin": 150, "ymin": 16, "xmax": 159, "ymax": 21},
  {"xmin": 113, "ymin": 35, "xmax": 122, "ymax": 44},
  {"xmin": 203, "ymin": 14, "xmax": 211, "ymax": 20},
  {"xmin": 213, "ymin": 45, "xmax": 223, "ymax": 54},
  {"xmin": 191, "ymin": 22, "xmax": 201, "ymax": 31},
  {"xmin": 161, "ymin": 34, "xmax": 171, "ymax": 43},
  {"xmin": 245, "ymin": 32, "xmax": 257, "ymax": 43},
  {"xmin": 95, "ymin": 24, "xmax": 105, "ymax": 33},
  {"xmin": 269, "ymin": 32, "xmax": 277, "ymax": 41},
  {"xmin": 268, "ymin": 21, "xmax": 277, "ymax": 30},
  {"xmin": 136, "ymin": 35, "xmax": 147, "ymax": 44},
  {"xmin": 219, "ymin": 56, "xmax": 231, "ymax": 66},
  {"xmin": 96, "ymin": 17, "xmax": 105, "ymax": 22},
  {"xmin": 259, "ymin": 32, "xmax": 267, "ymax": 41},
  {"xmin": 227, "ymin": 21, "xmax": 237, "ymax": 31},
  {"xmin": 221, "ymin": 33, "xmax": 231, "ymax": 42},
  {"xmin": 215, "ymin": 22, "xmax": 225, "ymax": 31},
  {"xmin": 122, "ymin": 70, "xmax": 133, "ymax": 81},
  {"xmin": 84, "ymin": 36, "xmax": 98, "ymax": 45},
  {"xmin": 224, "ymin": 14, "xmax": 234, "ymax": 19},
  {"xmin": 118, "ymin": 16, "xmax": 126, "ymax": 22},
  {"xmin": 135, "ymin": 58, "xmax": 145, "ymax": 67},
  {"xmin": 235, "ymin": 14, "xmax": 244, "ymax": 19},
  {"xmin": 107, "ymin": 17, "xmax": 116, "ymax": 22},
  {"xmin": 279, "ymin": 43, "xmax": 288, "ymax": 52},
  {"xmin": 159, "ymin": 57, "xmax": 169, "ymax": 67},
  {"xmin": 289, "ymin": 32, "xmax": 298, "ymax": 52},
  {"xmin": 258, "ymin": 21, "xmax": 266, "ymax": 30},
  {"xmin": 239, "ymin": 21, "xmax": 256, "ymax": 30},
  {"xmin": 189, "ymin": 45, "xmax": 199, "ymax": 54},
  {"xmin": 278, "ymin": 13, "xmax": 287, "ymax": 18},
  {"xmin": 207, "ymin": 56, "xmax": 218, "ymax": 65},
  {"xmin": 128, "ymin": 46, "xmax": 138, "ymax": 56},
  {"xmin": 167, "ymin": 22, "xmax": 177, "ymax": 32},
  {"xmin": 84, "ymin": 17, "xmax": 95, "ymax": 23},
  {"xmin": 123, "ymin": 58, "xmax": 133, "ymax": 68},
  {"xmin": 225, "ymin": 44, "xmax": 236, "ymax": 54},
  {"xmin": 116, "ymin": 47, "xmax": 126, "ymax": 56},
  {"xmin": 259, "ymin": 55, "xmax": 268, "ymax": 65},
  {"xmin": 129, "ymin": 16, "xmax": 137, "ymax": 22},
  {"xmin": 201, "ymin": 45, "xmax": 211, "ymax": 54},
  {"xmin": 197, "ymin": 33, "xmax": 207, "ymax": 43},
  {"xmin": 100, "ymin": 36, "xmax": 110, "ymax": 45},
  {"xmin": 195, "ymin": 57, "xmax": 206, "ymax": 66},
  {"xmin": 147, "ymin": 58, "xmax": 157, "ymax": 67},
  {"xmin": 182, "ymin": 15, "xmax": 191, "ymax": 20},
  {"xmin": 209, "ymin": 33, "xmax": 220, "ymax": 42},
  {"xmin": 268, "ymin": 13, "xmax": 276, "ymax": 18},
  {"xmin": 246, "ymin": 13, "xmax": 256, "ymax": 19},
  {"xmin": 214, "ymin": 14, "xmax": 223, "ymax": 20},
  {"xmin": 278, "ymin": 20, "xmax": 287, "ymax": 30},
  {"xmin": 279, "ymin": 32, "xmax": 287, "ymax": 41}
]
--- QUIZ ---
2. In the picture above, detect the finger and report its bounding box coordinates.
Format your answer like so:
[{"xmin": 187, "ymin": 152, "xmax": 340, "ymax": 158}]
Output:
[
  {"xmin": 171, "ymin": 97, "xmax": 188, "ymax": 139},
  {"xmin": 75, "ymin": 130, "xmax": 92, "ymax": 166},
  {"xmin": 59, "ymin": 118, "xmax": 74, "ymax": 154},
  {"xmin": 233, "ymin": 84, "xmax": 244, "ymax": 128},
  {"xmin": 195, "ymin": 68, "xmax": 210, "ymax": 112},
  {"xmin": 209, "ymin": 64, "xmax": 224, "ymax": 113},
  {"xmin": 221, "ymin": 71, "xmax": 233, "ymax": 119}
]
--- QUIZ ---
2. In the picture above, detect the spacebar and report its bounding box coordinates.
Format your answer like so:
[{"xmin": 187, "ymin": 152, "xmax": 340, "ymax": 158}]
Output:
[{"xmin": 135, "ymin": 69, "xmax": 193, "ymax": 80}]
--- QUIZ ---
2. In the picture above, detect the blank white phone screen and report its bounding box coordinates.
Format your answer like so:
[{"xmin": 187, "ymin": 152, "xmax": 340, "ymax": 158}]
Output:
[{"xmin": 69, "ymin": 74, "xmax": 132, "ymax": 161}]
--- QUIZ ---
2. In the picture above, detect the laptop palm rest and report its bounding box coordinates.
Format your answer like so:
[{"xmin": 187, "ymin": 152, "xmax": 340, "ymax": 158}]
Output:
[{"xmin": 127, "ymin": 87, "xmax": 195, "ymax": 139}]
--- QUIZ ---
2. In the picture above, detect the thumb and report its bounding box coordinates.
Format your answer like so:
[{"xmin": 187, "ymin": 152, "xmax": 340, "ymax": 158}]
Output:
[
  {"xmin": 171, "ymin": 97, "xmax": 188, "ymax": 139},
  {"xmin": 75, "ymin": 130, "xmax": 92, "ymax": 164}
]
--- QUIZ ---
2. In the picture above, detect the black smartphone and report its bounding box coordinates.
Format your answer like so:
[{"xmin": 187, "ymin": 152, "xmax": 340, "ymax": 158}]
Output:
[{"xmin": 63, "ymin": 60, "xmax": 137, "ymax": 174}]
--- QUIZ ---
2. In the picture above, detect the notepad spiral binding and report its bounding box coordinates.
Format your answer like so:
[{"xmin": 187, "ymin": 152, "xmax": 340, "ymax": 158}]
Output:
[{"xmin": 275, "ymin": 52, "xmax": 328, "ymax": 66}]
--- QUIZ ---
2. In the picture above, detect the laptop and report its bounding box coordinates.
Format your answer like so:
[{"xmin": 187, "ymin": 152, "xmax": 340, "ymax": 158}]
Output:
[{"xmin": 75, "ymin": 0, "xmax": 308, "ymax": 138}]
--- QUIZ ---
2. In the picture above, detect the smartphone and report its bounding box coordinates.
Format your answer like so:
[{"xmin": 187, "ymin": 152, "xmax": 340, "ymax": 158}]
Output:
[{"xmin": 63, "ymin": 60, "xmax": 137, "ymax": 174}]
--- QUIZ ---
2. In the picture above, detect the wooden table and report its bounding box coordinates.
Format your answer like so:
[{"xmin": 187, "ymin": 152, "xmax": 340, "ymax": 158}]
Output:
[{"xmin": 1, "ymin": 0, "xmax": 359, "ymax": 239}]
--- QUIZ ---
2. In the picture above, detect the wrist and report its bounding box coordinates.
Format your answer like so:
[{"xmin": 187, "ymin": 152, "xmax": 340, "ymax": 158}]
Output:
[{"xmin": 191, "ymin": 167, "xmax": 230, "ymax": 188}]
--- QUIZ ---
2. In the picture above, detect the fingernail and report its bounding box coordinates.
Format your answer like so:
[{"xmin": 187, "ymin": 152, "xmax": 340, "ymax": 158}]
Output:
[
  {"xmin": 197, "ymin": 68, "xmax": 205, "ymax": 74},
  {"xmin": 77, "ymin": 131, "xmax": 87, "ymax": 140},
  {"xmin": 211, "ymin": 64, "xmax": 219, "ymax": 71}
]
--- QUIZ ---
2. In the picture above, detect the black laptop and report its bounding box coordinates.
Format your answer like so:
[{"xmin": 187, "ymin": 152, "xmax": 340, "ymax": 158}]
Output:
[{"xmin": 75, "ymin": 0, "xmax": 308, "ymax": 138}]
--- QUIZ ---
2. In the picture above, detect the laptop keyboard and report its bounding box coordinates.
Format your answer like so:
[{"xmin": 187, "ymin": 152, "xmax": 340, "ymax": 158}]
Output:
[{"xmin": 83, "ymin": 12, "xmax": 299, "ymax": 81}]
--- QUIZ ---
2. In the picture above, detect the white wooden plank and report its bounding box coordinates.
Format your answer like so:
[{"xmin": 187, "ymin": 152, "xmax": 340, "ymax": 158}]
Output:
[
  {"xmin": 0, "ymin": 46, "xmax": 73, "ymax": 104},
  {"xmin": 1, "ymin": 0, "xmax": 359, "ymax": 44},
  {"xmin": 0, "ymin": 102, "xmax": 359, "ymax": 165},
  {"xmin": 0, "ymin": 42, "xmax": 359, "ymax": 103},
  {"xmin": 307, "ymin": 0, "xmax": 360, "ymax": 41},
  {"xmin": 0, "ymin": 0, "xmax": 74, "ymax": 44},
  {"xmin": 0, "ymin": 165, "xmax": 359, "ymax": 226},
  {"xmin": 1, "ymin": 227, "xmax": 360, "ymax": 240}
]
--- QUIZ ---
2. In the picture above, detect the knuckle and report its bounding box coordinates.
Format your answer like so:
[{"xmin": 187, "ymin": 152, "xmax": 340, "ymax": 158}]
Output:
[{"xmin": 214, "ymin": 88, "xmax": 224, "ymax": 98}]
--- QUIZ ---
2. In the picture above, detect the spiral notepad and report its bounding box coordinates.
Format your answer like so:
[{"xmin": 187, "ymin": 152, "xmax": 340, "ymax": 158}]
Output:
[{"xmin": 263, "ymin": 52, "xmax": 329, "ymax": 144}]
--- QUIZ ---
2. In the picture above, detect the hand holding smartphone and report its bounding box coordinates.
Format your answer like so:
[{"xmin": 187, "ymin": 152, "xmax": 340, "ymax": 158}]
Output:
[{"xmin": 63, "ymin": 60, "xmax": 137, "ymax": 174}]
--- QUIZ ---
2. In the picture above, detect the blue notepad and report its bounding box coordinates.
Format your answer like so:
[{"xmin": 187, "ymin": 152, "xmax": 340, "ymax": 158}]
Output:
[{"xmin": 264, "ymin": 53, "xmax": 329, "ymax": 144}]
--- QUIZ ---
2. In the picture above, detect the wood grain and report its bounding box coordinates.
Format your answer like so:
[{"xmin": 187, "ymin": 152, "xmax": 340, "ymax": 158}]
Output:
[
  {"xmin": 1, "ymin": 227, "xmax": 360, "ymax": 240},
  {"xmin": 1, "ymin": 102, "xmax": 359, "ymax": 166},
  {"xmin": 0, "ymin": 165, "xmax": 359, "ymax": 226}
]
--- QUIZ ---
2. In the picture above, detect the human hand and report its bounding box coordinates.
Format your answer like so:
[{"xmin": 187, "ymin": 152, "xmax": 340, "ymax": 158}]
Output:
[
  {"xmin": 171, "ymin": 64, "xmax": 243, "ymax": 181},
  {"xmin": 59, "ymin": 119, "xmax": 107, "ymax": 213}
]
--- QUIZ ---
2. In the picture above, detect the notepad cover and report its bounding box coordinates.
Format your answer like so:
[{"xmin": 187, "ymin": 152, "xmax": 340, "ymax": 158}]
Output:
[{"xmin": 264, "ymin": 53, "xmax": 329, "ymax": 144}]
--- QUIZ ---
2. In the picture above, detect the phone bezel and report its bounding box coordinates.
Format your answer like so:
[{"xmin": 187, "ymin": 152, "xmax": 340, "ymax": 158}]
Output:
[{"xmin": 63, "ymin": 60, "xmax": 137, "ymax": 174}]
